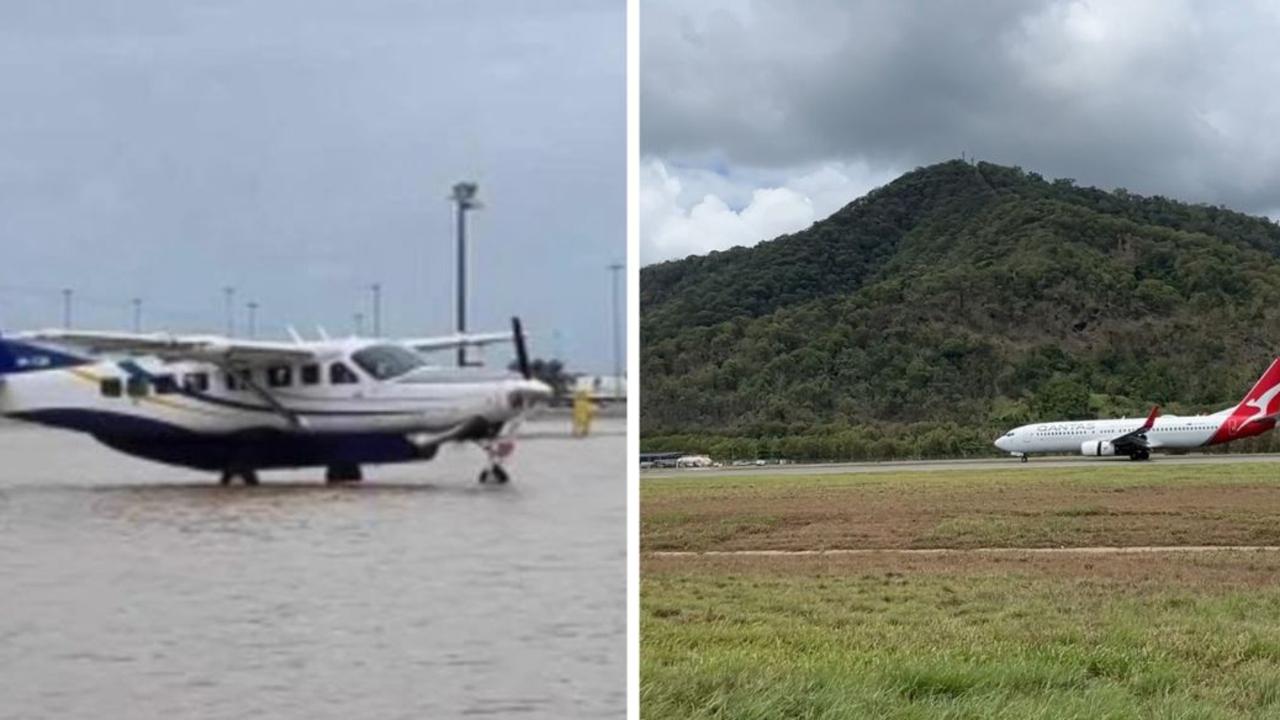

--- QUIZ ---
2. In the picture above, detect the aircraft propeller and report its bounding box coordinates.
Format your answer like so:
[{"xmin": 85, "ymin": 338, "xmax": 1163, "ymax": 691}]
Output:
[{"xmin": 512, "ymin": 316, "xmax": 531, "ymax": 380}]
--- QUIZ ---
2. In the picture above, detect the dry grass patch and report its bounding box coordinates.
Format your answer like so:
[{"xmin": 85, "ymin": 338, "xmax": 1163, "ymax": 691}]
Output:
[{"xmin": 642, "ymin": 462, "xmax": 1280, "ymax": 551}]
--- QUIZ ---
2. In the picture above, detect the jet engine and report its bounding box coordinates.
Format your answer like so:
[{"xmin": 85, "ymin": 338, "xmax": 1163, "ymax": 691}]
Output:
[{"xmin": 1080, "ymin": 440, "xmax": 1117, "ymax": 456}]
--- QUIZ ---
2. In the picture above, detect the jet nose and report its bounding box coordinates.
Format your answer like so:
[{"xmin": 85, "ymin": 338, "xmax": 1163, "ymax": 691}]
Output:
[{"xmin": 994, "ymin": 434, "xmax": 1010, "ymax": 452}]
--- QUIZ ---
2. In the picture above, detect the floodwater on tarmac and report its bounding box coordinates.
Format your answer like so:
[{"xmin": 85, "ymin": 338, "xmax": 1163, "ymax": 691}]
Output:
[{"xmin": 0, "ymin": 417, "xmax": 625, "ymax": 719}]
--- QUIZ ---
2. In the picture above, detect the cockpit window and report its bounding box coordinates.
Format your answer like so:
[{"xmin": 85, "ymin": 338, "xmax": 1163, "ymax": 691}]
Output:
[{"xmin": 351, "ymin": 344, "xmax": 425, "ymax": 380}]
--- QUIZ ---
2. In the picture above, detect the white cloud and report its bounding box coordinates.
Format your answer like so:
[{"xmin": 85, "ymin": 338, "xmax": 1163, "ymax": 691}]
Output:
[
  {"xmin": 643, "ymin": 0, "xmax": 1280, "ymax": 216},
  {"xmin": 640, "ymin": 158, "xmax": 897, "ymax": 264}
]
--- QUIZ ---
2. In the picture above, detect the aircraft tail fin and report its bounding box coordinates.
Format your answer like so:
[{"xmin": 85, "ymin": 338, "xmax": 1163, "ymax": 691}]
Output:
[
  {"xmin": 1209, "ymin": 357, "xmax": 1280, "ymax": 445},
  {"xmin": 0, "ymin": 333, "xmax": 92, "ymax": 376},
  {"xmin": 1233, "ymin": 357, "xmax": 1280, "ymax": 415}
]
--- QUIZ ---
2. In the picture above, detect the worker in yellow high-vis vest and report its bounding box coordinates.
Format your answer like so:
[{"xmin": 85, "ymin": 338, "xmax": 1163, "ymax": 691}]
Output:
[{"xmin": 572, "ymin": 388, "xmax": 596, "ymax": 437}]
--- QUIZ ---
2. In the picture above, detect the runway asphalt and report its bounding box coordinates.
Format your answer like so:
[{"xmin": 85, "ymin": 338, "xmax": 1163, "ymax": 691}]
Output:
[{"xmin": 641, "ymin": 452, "xmax": 1280, "ymax": 479}]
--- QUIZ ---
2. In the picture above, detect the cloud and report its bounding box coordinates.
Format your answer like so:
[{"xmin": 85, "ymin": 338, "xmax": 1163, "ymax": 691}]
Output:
[
  {"xmin": 0, "ymin": 0, "xmax": 625, "ymax": 372},
  {"xmin": 641, "ymin": 158, "xmax": 895, "ymax": 263},
  {"xmin": 642, "ymin": 0, "xmax": 1280, "ymax": 222}
]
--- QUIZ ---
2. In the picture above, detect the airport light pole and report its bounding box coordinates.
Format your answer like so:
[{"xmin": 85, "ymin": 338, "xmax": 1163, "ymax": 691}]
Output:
[
  {"xmin": 132, "ymin": 298, "xmax": 142, "ymax": 333},
  {"xmin": 450, "ymin": 182, "xmax": 481, "ymax": 367},
  {"xmin": 354, "ymin": 312, "xmax": 365, "ymax": 337},
  {"xmin": 246, "ymin": 301, "xmax": 258, "ymax": 339},
  {"xmin": 61, "ymin": 288, "xmax": 72, "ymax": 329},
  {"xmin": 223, "ymin": 286, "xmax": 235, "ymax": 337},
  {"xmin": 608, "ymin": 262, "xmax": 625, "ymax": 394},
  {"xmin": 369, "ymin": 283, "xmax": 381, "ymax": 337}
]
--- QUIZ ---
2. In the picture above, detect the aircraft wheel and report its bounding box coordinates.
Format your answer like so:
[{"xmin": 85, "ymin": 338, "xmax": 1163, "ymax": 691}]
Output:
[
  {"xmin": 478, "ymin": 469, "xmax": 490, "ymax": 484},
  {"xmin": 492, "ymin": 465, "xmax": 510, "ymax": 484},
  {"xmin": 243, "ymin": 470, "xmax": 260, "ymax": 486},
  {"xmin": 1020, "ymin": 455, "xmax": 1028, "ymax": 463}
]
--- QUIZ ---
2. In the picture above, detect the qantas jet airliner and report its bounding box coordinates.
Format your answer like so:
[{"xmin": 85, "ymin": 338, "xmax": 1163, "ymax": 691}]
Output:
[{"xmin": 995, "ymin": 357, "xmax": 1280, "ymax": 461}]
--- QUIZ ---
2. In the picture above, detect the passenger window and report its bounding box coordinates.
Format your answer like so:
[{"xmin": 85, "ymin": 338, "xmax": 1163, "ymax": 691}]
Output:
[
  {"xmin": 329, "ymin": 362, "xmax": 358, "ymax": 385},
  {"xmin": 225, "ymin": 372, "xmax": 238, "ymax": 391},
  {"xmin": 153, "ymin": 374, "xmax": 178, "ymax": 395},
  {"xmin": 300, "ymin": 364, "xmax": 320, "ymax": 386},
  {"xmin": 100, "ymin": 378, "xmax": 122, "ymax": 398},
  {"xmin": 184, "ymin": 372, "xmax": 209, "ymax": 392},
  {"xmin": 236, "ymin": 369, "xmax": 253, "ymax": 389},
  {"xmin": 267, "ymin": 365, "xmax": 292, "ymax": 388},
  {"xmin": 126, "ymin": 376, "xmax": 148, "ymax": 398}
]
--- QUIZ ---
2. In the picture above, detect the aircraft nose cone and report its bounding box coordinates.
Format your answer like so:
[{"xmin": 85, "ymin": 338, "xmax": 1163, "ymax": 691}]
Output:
[
  {"xmin": 994, "ymin": 435, "xmax": 1010, "ymax": 451},
  {"xmin": 527, "ymin": 379, "xmax": 553, "ymax": 403},
  {"xmin": 509, "ymin": 379, "xmax": 553, "ymax": 410}
]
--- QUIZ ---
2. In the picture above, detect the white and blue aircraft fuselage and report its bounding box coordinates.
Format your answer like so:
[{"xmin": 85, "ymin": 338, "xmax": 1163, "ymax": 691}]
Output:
[{"xmin": 0, "ymin": 321, "xmax": 550, "ymax": 484}]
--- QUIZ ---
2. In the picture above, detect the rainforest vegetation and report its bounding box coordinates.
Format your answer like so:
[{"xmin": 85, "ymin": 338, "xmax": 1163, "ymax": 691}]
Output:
[{"xmin": 641, "ymin": 160, "xmax": 1280, "ymax": 460}]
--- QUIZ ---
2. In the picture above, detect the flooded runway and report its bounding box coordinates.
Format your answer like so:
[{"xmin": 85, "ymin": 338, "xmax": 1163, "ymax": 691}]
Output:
[{"xmin": 0, "ymin": 417, "xmax": 625, "ymax": 719}]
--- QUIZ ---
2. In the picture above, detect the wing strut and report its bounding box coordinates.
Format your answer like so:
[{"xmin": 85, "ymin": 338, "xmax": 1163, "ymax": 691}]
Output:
[{"xmin": 222, "ymin": 364, "xmax": 309, "ymax": 430}]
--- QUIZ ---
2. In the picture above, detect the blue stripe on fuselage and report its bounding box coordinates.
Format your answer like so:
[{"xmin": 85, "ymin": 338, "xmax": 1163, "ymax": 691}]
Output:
[{"xmin": 9, "ymin": 408, "xmax": 437, "ymax": 470}]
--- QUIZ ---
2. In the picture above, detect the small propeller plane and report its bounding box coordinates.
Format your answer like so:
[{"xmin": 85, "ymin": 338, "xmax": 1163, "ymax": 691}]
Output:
[{"xmin": 0, "ymin": 318, "xmax": 551, "ymax": 485}]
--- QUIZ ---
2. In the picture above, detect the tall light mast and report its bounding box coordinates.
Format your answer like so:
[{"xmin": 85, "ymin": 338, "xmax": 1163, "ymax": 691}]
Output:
[{"xmin": 449, "ymin": 182, "xmax": 481, "ymax": 367}]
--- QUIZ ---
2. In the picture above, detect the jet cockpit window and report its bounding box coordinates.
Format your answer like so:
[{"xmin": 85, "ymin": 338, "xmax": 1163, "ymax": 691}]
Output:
[{"xmin": 351, "ymin": 344, "xmax": 425, "ymax": 381}]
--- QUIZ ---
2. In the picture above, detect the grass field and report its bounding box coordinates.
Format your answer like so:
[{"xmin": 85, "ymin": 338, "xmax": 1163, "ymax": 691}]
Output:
[
  {"xmin": 642, "ymin": 462, "xmax": 1280, "ymax": 718},
  {"xmin": 643, "ymin": 463, "xmax": 1280, "ymax": 552}
]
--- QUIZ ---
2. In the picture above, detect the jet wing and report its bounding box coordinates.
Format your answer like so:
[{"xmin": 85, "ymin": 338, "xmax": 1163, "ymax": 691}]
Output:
[
  {"xmin": 402, "ymin": 331, "xmax": 513, "ymax": 354},
  {"xmin": 1108, "ymin": 405, "xmax": 1160, "ymax": 451},
  {"xmin": 18, "ymin": 329, "xmax": 316, "ymax": 365}
]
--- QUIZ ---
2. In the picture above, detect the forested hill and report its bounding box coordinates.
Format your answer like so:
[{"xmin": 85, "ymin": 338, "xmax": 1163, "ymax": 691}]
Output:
[{"xmin": 641, "ymin": 160, "xmax": 1280, "ymax": 459}]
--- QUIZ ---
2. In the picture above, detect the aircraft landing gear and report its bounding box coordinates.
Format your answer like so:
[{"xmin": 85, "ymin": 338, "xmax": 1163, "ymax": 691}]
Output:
[
  {"xmin": 478, "ymin": 438, "xmax": 515, "ymax": 484},
  {"xmin": 220, "ymin": 468, "xmax": 260, "ymax": 486},
  {"xmin": 326, "ymin": 463, "xmax": 363, "ymax": 484},
  {"xmin": 1019, "ymin": 454, "xmax": 1029, "ymax": 463},
  {"xmin": 1129, "ymin": 449, "xmax": 1151, "ymax": 461}
]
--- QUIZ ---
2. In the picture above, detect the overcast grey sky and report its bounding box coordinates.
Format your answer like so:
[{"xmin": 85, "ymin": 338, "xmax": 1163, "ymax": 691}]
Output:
[
  {"xmin": 0, "ymin": 0, "xmax": 624, "ymax": 372},
  {"xmin": 641, "ymin": 0, "xmax": 1280, "ymax": 264}
]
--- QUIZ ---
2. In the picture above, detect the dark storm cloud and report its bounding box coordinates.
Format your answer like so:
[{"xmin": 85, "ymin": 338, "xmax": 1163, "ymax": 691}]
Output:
[
  {"xmin": 0, "ymin": 0, "xmax": 624, "ymax": 371},
  {"xmin": 642, "ymin": 0, "xmax": 1280, "ymax": 215}
]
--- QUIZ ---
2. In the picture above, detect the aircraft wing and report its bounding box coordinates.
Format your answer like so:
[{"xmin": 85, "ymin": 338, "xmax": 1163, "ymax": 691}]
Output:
[
  {"xmin": 402, "ymin": 331, "xmax": 513, "ymax": 353},
  {"xmin": 18, "ymin": 329, "xmax": 316, "ymax": 365},
  {"xmin": 1108, "ymin": 405, "xmax": 1160, "ymax": 451}
]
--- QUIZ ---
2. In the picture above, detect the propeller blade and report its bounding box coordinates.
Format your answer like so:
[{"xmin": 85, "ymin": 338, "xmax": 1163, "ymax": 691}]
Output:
[{"xmin": 512, "ymin": 316, "xmax": 531, "ymax": 379}]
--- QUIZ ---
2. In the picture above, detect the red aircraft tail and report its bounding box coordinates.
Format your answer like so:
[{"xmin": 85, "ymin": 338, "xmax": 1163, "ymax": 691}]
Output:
[{"xmin": 1208, "ymin": 357, "xmax": 1280, "ymax": 445}]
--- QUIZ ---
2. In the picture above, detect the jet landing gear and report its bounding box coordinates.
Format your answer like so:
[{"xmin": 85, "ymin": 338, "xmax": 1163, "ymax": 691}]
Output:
[
  {"xmin": 1129, "ymin": 449, "xmax": 1151, "ymax": 461},
  {"xmin": 326, "ymin": 464, "xmax": 364, "ymax": 484},
  {"xmin": 478, "ymin": 438, "xmax": 516, "ymax": 484},
  {"xmin": 1019, "ymin": 454, "xmax": 1029, "ymax": 463},
  {"xmin": 219, "ymin": 469, "xmax": 260, "ymax": 486}
]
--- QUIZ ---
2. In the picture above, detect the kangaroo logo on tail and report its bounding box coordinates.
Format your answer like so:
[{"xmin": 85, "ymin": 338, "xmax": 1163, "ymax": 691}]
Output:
[{"xmin": 1211, "ymin": 358, "xmax": 1280, "ymax": 444}]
